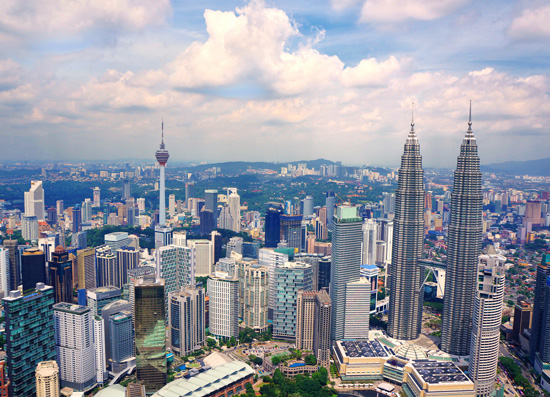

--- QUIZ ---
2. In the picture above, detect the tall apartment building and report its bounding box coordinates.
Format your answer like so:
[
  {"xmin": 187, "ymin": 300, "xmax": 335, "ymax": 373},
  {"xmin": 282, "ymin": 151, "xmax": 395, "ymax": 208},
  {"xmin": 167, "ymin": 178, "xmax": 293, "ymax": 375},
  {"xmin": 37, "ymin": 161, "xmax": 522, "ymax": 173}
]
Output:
[
  {"xmin": 227, "ymin": 188, "xmax": 241, "ymax": 233},
  {"xmin": 295, "ymin": 290, "xmax": 332, "ymax": 367},
  {"xmin": 35, "ymin": 361, "xmax": 59, "ymax": 397},
  {"xmin": 135, "ymin": 276, "xmax": 166, "ymax": 393},
  {"xmin": 468, "ymin": 251, "xmax": 506, "ymax": 396},
  {"xmin": 442, "ymin": 109, "xmax": 483, "ymax": 356},
  {"xmin": 187, "ymin": 240, "xmax": 212, "ymax": 277},
  {"xmin": 4, "ymin": 284, "xmax": 55, "ymax": 397},
  {"xmin": 116, "ymin": 246, "xmax": 139, "ymax": 287},
  {"xmin": 273, "ymin": 261, "xmax": 313, "ymax": 339},
  {"xmin": 54, "ymin": 303, "xmax": 97, "ymax": 391},
  {"xmin": 93, "ymin": 315, "xmax": 107, "ymax": 384},
  {"xmin": 344, "ymin": 278, "xmax": 370, "ymax": 339},
  {"xmin": 96, "ymin": 245, "xmax": 118, "ymax": 287},
  {"xmin": 22, "ymin": 215, "xmax": 39, "ymax": 241},
  {"xmin": 208, "ymin": 270, "xmax": 239, "ymax": 339},
  {"xmin": 330, "ymin": 205, "xmax": 362, "ymax": 341},
  {"xmin": 242, "ymin": 265, "xmax": 269, "ymax": 333},
  {"xmin": 168, "ymin": 284, "xmax": 206, "ymax": 356}
]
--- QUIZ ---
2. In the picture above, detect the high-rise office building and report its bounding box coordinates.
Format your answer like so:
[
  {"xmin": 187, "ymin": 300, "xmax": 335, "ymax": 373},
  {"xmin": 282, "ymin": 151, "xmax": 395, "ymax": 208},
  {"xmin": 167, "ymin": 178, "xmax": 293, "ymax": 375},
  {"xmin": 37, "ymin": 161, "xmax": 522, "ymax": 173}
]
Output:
[
  {"xmin": 4, "ymin": 283, "xmax": 55, "ymax": 397},
  {"xmin": 122, "ymin": 179, "xmax": 131, "ymax": 200},
  {"xmin": 442, "ymin": 107, "xmax": 483, "ymax": 356},
  {"xmin": 188, "ymin": 240, "xmax": 212, "ymax": 277},
  {"xmin": 265, "ymin": 204, "xmax": 283, "ymax": 248},
  {"xmin": 155, "ymin": 121, "xmax": 173, "ymax": 250},
  {"xmin": 156, "ymin": 244, "xmax": 196, "ymax": 313},
  {"xmin": 46, "ymin": 207, "xmax": 57, "ymax": 225},
  {"xmin": 93, "ymin": 315, "xmax": 107, "ymax": 384},
  {"xmin": 531, "ymin": 255, "xmax": 550, "ymax": 368},
  {"xmin": 135, "ymin": 276, "xmax": 166, "ymax": 393},
  {"xmin": 21, "ymin": 247, "xmax": 46, "ymax": 292},
  {"xmin": 295, "ymin": 290, "xmax": 332, "ymax": 367},
  {"xmin": 325, "ymin": 190, "xmax": 335, "ymax": 230},
  {"xmin": 96, "ymin": 245, "xmax": 118, "ymax": 288},
  {"xmin": 199, "ymin": 209, "xmax": 216, "ymax": 234},
  {"xmin": 204, "ymin": 189, "xmax": 218, "ymax": 221},
  {"xmin": 168, "ymin": 194, "xmax": 176, "ymax": 217},
  {"xmin": 101, "ymin": 300, "xmax": 133, "ymax": 373},
  {"xmin": 512, "ymin": 300, "xmax": 533, "ymax": 344},
  {"xmin": 87, "ymin": 286, "xmax": 122, "ymax": 316},
  {"xmin": 242, "ymin": 265, "xmax": 269, "ymax": 333},
  {"xmin": 468, "ymin": 251, "xmax": 506, "ymax": 396},
  {"xmin": 35, "ymin": 361, "xmax": 59, "ymax": 397},
  {"xmin": 273, "ymin": 261, "xmax": 313, "ymax": 339},
  {"xmin": 72, "ymin": 205, "xmax": 82, "ymax": 233},
  {"xmin": 3, "ymin": 240, "xmax": 19, "ymax": 292},
  {"xmin": 49, "ymin": 246, "xmax": 73, "ymax": 304},
  {"xmin": 208, "ymin": 270, "xmax": 239, "ymax": 339},
  {"xmin": 302, "ymin": 196, "xmax": 314, "ymax": 217},
  {"xmin": 168, "ymin": 284, "xmax": 206, "ymax": 356},
  {"xmin": 93, "ymin": 187, "xmax": 101, "ymax": 207},
  {"xmin": 185, "ymin": 182, "xmax": 195, "ymax": 203},
  {"xmin": 226, "ymin": 236, "xmax": 243, "ymax": 257},
  {"xmin": 387, "ymin": 117, "xmax": 425, "ymax": 340},
  {"xmin": 24, "ymin": 180, "xmax": 45, "ymax": 221},
  {"xmin": 54, "ymin": 303, "xmax": 97, "ymax": 391},
  {"xmin": 77, "ymin": 247, "xmax": 97, "ymax": 290},
  {"xmin": 227, "ymin": 188, "xmax": 241, "ymax": 233},
  {"xmin": 104, "ymin": 232, "xmax": 131, "ymax": 252},
  {"xmin": 21, "ymin": 215, "xmax": 39, "ymax": 240},
  {"xmin": 259, "ymin": 247, "xmax": 292, "ymax": 319},
  {"xmin": 330, "ymin": 205, "xmax": 362, "ymax": 341},
  {"xmin": 0, "ymin": 249, "xmax": 9, "ymax": 298},
  {"xmin": 116, "ymin": 246, "xmax": 139, "ymax": 288},
  {"xmin": 344, "ymin": 278, "xmax": 370, "ymax": 339},
  {"xmin": 82, "ymin": 198, "xmax": 93, "ymax": 222},
  {"xmin": 280, "ymin": 214, "xmax": 303, "ymax": 251},
  {"xmin": 56, "ymin": 200, "xmax": 64, "ymax": 217}
]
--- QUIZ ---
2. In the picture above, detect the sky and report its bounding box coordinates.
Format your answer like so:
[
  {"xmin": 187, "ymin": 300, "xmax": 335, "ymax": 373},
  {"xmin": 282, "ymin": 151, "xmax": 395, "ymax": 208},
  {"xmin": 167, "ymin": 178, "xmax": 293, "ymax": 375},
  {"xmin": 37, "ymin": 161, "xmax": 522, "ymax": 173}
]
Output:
[{"xmin": 1, "ymin": 0, "xmax": 549, "ymax": 168}]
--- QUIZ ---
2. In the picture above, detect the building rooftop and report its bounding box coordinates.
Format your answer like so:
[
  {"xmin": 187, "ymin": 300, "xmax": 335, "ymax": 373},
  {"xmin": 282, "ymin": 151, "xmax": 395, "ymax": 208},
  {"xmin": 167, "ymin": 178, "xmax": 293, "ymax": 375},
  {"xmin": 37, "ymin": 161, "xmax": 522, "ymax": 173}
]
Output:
[
  {"xmin": 54, "ymin": 303, "xmax": 90, "ymax": 314},
  {"xmin": 411, "ymin": 360, "xmax": 469, "ymax": 384},
  {"xmin": 95, "ymin": 384, "xmax": 127, "ymax": 397},
  {"xmin": 153, "ymin": 361, "xmax": 254, "ymax": 397},
  {"xmin": 339, "ymin": 340, "xmax": 389, "ymax": 358}
]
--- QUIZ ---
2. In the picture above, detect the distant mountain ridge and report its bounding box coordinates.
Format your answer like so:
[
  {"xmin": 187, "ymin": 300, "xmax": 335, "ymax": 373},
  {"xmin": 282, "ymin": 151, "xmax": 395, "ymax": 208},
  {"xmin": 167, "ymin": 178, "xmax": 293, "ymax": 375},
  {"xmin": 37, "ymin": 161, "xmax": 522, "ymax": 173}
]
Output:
[
  {"xmin": 481, "ymin": 157, "xmax": 550, "ymax": 176},
  {"xmin": 174, "ymin": 159, "xmax": 340, "ymax": 174}
]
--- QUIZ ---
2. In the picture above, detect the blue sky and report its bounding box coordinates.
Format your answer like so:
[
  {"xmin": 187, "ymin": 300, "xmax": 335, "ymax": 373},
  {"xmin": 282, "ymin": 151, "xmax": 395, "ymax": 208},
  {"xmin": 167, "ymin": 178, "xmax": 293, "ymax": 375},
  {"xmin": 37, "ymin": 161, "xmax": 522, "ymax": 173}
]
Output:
[{"xmin": 0, "ymin": 0, "xmax": 549, "ymax": 167}]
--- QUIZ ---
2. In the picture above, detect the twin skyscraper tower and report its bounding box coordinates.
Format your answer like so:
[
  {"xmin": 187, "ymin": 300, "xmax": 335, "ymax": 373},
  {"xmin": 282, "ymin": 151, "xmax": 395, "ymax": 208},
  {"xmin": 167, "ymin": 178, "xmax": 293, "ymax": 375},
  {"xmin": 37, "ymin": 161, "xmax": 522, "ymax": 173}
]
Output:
[{"xmin": 388, "ymin": 104, "xmax": 482, "ymax": 356}]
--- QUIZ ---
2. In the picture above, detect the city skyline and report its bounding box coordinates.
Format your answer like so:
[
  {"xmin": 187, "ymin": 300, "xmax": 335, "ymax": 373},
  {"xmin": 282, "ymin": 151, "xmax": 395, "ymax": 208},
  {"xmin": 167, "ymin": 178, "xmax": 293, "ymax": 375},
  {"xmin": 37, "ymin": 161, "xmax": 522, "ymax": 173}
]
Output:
[{"xmin": 1, "ymin": 0, "xmax": 549, "ymax": 167}]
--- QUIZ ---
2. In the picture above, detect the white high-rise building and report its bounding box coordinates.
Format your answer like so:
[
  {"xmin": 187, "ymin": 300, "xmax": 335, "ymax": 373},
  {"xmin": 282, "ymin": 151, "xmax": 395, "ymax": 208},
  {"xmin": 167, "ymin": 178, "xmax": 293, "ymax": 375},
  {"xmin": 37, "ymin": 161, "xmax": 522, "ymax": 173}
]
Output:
[
  {"xmin": 93, "ymin": 187, "xmax": 101, "ymax": 207},
  {"xmin": 344, "ymin": 278, "xmax": 370, "ymax": 339},
  {"xmin": 242, "ymin": 264, "xmax": 269, "ymax": 333},
  {"xmin": 259, "ymin": 248, "xmax": 290, "ymax": 318},
  {"xmin": 93, "ymin": 315, "xmax": 107, "ymax": 384},
  {"xmin": 208, "ymin": 270, "xmax": 239, "ymax": 339},
  {"xmin": 22, "ymin": 215, "xmax": 39, "ymax": 241},
  {"xmin": 156, "ymin": 245, "xmax": 196, "ymax": 313},
  {"xmin": 137, "ymin": 198, "xmax": 146, "ymax": 214},
  {"xmin": 173, "ymin": 231, "xmax": 187, "ymax": 247},
  {"xmin": 168, "ymin": 284, "xmax": 206, "ymax": 356},
  {"xmin": 169, "ymin": 194, "xmax": 176, "ymax": 217},
  {"xmin": 0, "ymin": 248, "xmax": 10, "ymax": 296},
  {"xmin": 227, "ymin": 188, "xmax": 241, "ymax": 233},
  {"xmin": 56, "ymin": 200, "xmax": 64, "ymax": 217},
  {"xmin": 361, "ymin": 218, "xmax": 378, "ymax": 265},
  {"xmin": 226, "ymin": 236, "xmax": 243, "ymax": 257},
  {"xmin": 187, "ymin": 240, "xmax": 213, "ymax": 277},
  {"xmin": 82, "ymin": 198, "xmax": 93, "ymax": 222},
  {"xmin": 25, "ymin": 180, "xmax": 45, "ymax": 221},
  {"xmin": 38, "ymin": 236, "xmax": 57, "ymax": 262},
  {"xmin": 469, "ymin": 250, "xmax": 506, "ymax": 396},
  {"xmin": 54, "ymin": 303, "xmax": 97, "ymax": 392}
]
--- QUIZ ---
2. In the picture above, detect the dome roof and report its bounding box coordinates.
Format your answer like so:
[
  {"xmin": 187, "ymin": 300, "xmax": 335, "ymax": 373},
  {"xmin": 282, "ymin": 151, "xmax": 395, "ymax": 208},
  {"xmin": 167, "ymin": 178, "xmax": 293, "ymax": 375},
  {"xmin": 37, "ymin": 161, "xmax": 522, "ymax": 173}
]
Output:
[
  {"xmin": 54, "ymin": 245, "xmax": 66, "ymax": 253},
  {"xmin": 394, "ymin": 344, "xmax": 428, "ymax": 360}
]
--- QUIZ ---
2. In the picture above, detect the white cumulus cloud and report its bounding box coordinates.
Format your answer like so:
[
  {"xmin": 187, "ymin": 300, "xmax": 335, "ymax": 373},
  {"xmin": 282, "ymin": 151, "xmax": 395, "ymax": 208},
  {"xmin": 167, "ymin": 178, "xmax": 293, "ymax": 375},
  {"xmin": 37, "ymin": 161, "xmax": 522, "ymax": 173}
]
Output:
[{"xmin": 508, "ymin": 5, "xmax": 550, "ymax": 40}]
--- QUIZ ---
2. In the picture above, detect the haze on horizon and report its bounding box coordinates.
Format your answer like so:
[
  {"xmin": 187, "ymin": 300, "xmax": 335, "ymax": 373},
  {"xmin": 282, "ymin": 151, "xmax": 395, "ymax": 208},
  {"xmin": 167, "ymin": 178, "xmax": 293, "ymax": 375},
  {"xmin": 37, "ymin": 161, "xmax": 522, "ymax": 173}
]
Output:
[{"xmin": 1, "ymin": 0, "xmax": 549, "ymax": 168}]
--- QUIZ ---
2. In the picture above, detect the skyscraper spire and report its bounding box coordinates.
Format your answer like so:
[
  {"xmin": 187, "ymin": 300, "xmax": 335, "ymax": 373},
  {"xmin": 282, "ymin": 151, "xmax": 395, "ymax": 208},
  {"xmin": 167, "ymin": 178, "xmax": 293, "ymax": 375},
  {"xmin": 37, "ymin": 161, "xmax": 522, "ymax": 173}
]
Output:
[
  {"xmin": 154, "ymin": 120, "xmax": 172, "ymax": 249},
  {"xmin": 441, "ymin": 104, "xmax": 483, "ymax": 355},
  {"xmin": 387, "ymin": 112, "xmax": 425, "ymax": 341}
]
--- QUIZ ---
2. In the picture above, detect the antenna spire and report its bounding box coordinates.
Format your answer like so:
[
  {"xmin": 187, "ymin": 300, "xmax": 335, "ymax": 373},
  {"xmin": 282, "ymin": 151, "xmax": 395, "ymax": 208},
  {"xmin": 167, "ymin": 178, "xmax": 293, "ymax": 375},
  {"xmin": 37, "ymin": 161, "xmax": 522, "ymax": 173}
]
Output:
[
  {"xmin": 161, "ymin": 119, "xmax": 164, "ymax": 144},
  {"xmin": 468, "ymin": 100, "xmax": 472, "ymax": 130},
  {"xmin": 411, "ymin": 102, "xmax": 415, "ymax": 130}
]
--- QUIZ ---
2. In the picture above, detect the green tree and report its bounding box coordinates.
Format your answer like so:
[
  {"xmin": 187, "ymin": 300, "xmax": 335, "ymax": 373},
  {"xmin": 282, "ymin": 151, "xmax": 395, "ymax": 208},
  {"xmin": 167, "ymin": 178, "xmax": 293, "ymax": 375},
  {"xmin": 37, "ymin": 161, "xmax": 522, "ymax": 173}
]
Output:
[
  {"xmin": 207, "ymin": 338, "xmax": 217, "ymax": 348},
  {"xmin": 246, "ymin": 382, "xmax": 255, "ymax": 397},
  {"xmin": 304, "ymin": 355, "xmax": 317, "ymax": 365},
  {"xmin": 273, "ymin": 369, "xmax": 284, "ymax": 385}
]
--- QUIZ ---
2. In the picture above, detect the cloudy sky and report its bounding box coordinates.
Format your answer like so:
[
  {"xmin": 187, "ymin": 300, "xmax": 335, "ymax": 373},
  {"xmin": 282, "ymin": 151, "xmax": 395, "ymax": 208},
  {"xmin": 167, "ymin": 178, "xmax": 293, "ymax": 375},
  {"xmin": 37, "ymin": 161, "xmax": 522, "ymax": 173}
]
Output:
[{"xmin": 1, "ymin": 0, "xmax": 549, "ymax": 167}]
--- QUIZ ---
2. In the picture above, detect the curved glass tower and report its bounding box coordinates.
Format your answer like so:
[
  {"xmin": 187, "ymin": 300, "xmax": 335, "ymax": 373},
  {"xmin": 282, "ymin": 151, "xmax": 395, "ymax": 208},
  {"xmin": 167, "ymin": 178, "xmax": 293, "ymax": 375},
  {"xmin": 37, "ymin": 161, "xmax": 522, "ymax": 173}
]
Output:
[
  {"xmin": 387, "ymin": 114, "xmax": 425, "ymax": 340},
  {"xmin": 441, "ymin": 105, "xmax": 483, "ymax": 355}
]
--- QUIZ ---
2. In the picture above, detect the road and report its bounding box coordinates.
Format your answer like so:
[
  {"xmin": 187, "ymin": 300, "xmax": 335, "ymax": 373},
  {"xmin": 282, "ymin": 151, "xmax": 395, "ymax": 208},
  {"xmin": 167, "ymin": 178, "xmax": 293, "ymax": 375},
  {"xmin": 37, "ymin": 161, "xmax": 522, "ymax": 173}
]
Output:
[{"xmin": 499, "ymin": 342, "xmax": 542, "ymax": 395}]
